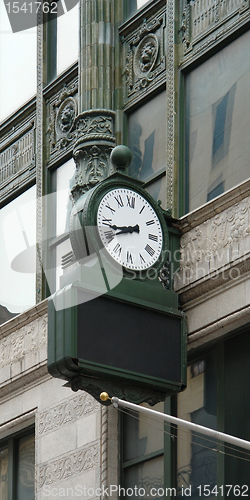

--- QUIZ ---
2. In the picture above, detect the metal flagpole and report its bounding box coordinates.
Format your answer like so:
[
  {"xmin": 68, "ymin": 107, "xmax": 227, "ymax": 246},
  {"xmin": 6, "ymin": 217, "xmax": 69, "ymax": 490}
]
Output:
[{"xmin": 103, "ymin": 395, "xmax": 250, "ymax": 452}]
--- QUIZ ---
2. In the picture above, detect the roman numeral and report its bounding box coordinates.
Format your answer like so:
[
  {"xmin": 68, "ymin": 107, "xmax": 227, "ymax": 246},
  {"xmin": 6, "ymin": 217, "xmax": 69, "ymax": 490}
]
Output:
[
  {"xmin": 139, "ymin": 253, "xmax": 146, "ymax": 264},
  {"xmin": 139, "ymin": 205, "xmax": 145, "ymax": 214},
  {"xmin": 145, "ymin": 244, "xmax": 155, "ymax": 257},
  {"xmin": 114, "ymin": 195, "xmax": 124, "ymax": 208},
  {"xmin": 127, "ymin": 251, "xmax": 133, "ymax": 264},
  {"xmin": 146, "ymin": 220, "xmax": 155, "ymax": 226},
  {"xmin": 104, "ymin": 230, "xmax": 115, "ymax": 244},
  {"xmin": 148, "ymin": 234, "xmax": 158, "ymax": 242},
  {"xmin": 105, "ymin": 203, "xmax": 115, "ymax": 214},
  {"xmin": 127, "ymin": 195, "xmax": 135, "ymax": 209},
  {"xmin": 102, "ymin": 217, "xmax": 112, "ymax": 226},
  {"xmin": 113, "ymin": 243, "xmax": 122, "ymax": 256}
]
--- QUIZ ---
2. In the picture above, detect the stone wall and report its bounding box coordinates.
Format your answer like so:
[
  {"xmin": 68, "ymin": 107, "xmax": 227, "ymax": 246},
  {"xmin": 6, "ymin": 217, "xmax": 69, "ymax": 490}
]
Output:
[{"xmin": 0, "ymin": 300, "xmax": 119, "ymax": 500}]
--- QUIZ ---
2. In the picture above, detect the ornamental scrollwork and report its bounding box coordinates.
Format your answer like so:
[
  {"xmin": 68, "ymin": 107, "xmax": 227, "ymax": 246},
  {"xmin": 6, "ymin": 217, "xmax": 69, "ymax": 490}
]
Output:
[{"xmin": 121, "ymin": 9, "xmax": 166, "ymax": 108}]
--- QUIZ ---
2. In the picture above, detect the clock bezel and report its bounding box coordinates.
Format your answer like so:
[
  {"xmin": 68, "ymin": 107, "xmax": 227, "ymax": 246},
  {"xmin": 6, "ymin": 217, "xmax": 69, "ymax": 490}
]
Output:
[{"xmin": 71, "ymin": 173, "xmax": 169, "ymax": 279}]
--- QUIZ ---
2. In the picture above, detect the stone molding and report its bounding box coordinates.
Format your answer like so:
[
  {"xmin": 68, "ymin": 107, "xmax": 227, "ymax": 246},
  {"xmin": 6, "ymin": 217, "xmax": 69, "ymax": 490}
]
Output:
[
  {"xmin": 175, "ymin": 195, "xmax": 250, "ymax": 303},
  {"xmin": 187, "ymin": 304, "xmax": 250, "ymax": 350},
  {"xmin": 38, "ymin": 441, "xmax": 99, "ymax": 488},
  {"xmin": 38, "ymin": 393, "xmax": 98, "ymax": 436},
  {"xmin": 0, "ymin": 299, "xmax": 48, "ymax": 340},
  {"xmin": 101, "ymin": 406, "xmax": 108, "ymax": 500},
  {"xmin": 179, "ymin": 0, "xmax": 250, "ymax": 65}
]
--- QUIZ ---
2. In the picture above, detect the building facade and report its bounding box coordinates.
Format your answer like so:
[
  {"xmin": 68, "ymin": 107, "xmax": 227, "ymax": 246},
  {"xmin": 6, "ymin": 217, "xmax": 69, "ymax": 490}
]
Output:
[{"xmin": 0, "ymin": 0, "xmax": 250, "ymax": 498}]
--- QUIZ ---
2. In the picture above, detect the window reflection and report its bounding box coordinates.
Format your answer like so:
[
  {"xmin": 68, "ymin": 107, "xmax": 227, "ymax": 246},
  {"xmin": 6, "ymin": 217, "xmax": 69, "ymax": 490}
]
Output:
[
  {"xmin": 186, "ymin": 31, "xmax": 250, "ymax": 212},
  {"xmin": 177, "ymin": 354, "xmax": 217, "ymax": 496},
  {"xmin": 17, "ymin": 434, "xmax": 35, "ymax": 500},
  {"xmin": 129, "ymin": 0, "xmax": 150, "ymax": 16},
  {"xmin": 0, "ymin": 447, "xmax": 8, "ymax": 500},
  {"xmin": 128, "ymin": 92, "xmax": 166, "ymax": 182},
  {"xmin": 0, "ymin": 2, "xmax": 36, "ymax": 122},
  {"xmin": 57, "ymin": 1, "xmax": 78, "ymax": 75},
  {"xmin": 146, "ymin": 175, "xmax": 166, "ymax": 210},
  {"xmin": 49, "ymin": 159, "xmax": 75, "ymax": 292},
  {"xmin": 0, "ymin": 186, "xmax": 36, "ymax": 321}
]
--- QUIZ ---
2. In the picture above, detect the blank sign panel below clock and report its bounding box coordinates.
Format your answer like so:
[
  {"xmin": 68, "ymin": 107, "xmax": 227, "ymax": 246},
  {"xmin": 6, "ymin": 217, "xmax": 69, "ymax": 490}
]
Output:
[{"xmin": 77, "ymin": 294, "xmax": 182, "ymax": 385}]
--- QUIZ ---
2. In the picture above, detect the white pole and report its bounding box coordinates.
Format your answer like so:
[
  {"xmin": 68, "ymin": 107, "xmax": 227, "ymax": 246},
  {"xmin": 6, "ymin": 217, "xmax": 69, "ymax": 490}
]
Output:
[{"xmin": 111, "ymin": 397, "xmax": 250, "ymax": 452}]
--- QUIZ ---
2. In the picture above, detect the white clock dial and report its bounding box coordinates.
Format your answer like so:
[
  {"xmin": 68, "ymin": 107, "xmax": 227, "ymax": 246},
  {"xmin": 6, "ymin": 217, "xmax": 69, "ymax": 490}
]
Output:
[{"xmin": 97, "ymin": 188, "xmax": 163, "ymax": 270}]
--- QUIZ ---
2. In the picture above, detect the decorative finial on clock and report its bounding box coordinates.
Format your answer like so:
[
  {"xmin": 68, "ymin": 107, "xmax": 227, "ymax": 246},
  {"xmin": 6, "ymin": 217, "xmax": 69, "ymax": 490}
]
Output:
[{"xmin": 110, "ymin": 145, "xmax": 132, "ymax": 172}]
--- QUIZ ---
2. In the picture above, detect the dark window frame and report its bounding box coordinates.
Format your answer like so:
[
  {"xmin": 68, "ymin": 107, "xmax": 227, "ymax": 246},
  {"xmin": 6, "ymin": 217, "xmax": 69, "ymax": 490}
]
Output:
[{"xmin": 0, "ymin": 425, "xmax": 35, "ymax": 500}]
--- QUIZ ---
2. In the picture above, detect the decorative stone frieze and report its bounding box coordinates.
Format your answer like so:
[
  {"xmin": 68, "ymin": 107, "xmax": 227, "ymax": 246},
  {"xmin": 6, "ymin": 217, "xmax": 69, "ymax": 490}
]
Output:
[
  {"xmin": 0, "ymin": 119, "xmax": 35, "ymax": 204},
  {"xmin": 120, "ymin": 6, "xmax": 166, "ymax": 110},
  {"xmin": 0, "ymin": 314, "xmax": 47, "ymax": 368},
  {"xmin": 179, "ymin": 0, "xmax": 250, "ymax": 63},
  {"xmin": 38, "ymin": 442, "xmax": 99, "ymax": 488},
  {"xmin": 175, "ymin": 196, "xmax": 250, "ymax": 302},
  {"xmin": 38, "ymin": 393, "xmax": 98, "ymax": 435}
]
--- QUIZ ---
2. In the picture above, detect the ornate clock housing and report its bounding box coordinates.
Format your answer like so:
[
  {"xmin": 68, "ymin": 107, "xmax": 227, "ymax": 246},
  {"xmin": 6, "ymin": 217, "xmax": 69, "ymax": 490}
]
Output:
[{"xmin": 69, "ymin": 172, "xmax": 169, "ymax": 278}]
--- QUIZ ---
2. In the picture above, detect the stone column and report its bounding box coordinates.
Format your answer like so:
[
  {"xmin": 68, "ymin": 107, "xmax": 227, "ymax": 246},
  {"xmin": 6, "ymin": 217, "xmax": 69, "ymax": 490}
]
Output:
[{"xmin": 71, "ymin": 0, "xmax": 116, "ymax": 202}]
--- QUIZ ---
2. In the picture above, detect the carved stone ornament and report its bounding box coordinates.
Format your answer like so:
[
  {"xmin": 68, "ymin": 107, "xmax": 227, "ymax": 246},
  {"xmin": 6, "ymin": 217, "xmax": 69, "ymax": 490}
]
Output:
[
  {"xmin": 46, "ymin": 78, "xmax": 78, "ymax": 162},
  {"xmin": 134, "ymin": 34, "xmax": 159, "ymax": 78},
  {"xmin": 39, "ymin": 442, "xmax": 99, "ymax": 488},
  {"xmin": 0, "ymin": 120, "xmax": 35, "ymax": 205},
  {"xmin": 71, "ymin": 110, "xmax": 116, "ymax": 203},
  {"xmin": 55, "ymin": 97, "xmax": 77, "ymax": 136},
  {"xmin": 175, "ymin": 196, "xmax": 250, "ymax": 301},
  {"xmin": 121, "ymin": 8, "xmax": 166, "ymax": 108},
  {"xmin": 179, "ymin": 0, "xmax": 250, "ymax": 62},
  {"xmin": 68, "ymin": 375, "xmax": 166, "ymax": 407}
]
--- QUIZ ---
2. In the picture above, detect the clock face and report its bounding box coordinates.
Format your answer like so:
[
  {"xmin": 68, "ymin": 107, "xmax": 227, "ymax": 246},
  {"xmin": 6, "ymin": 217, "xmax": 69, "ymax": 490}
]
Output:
[{"xmin": 97, "ymin": 188, "xmax": 163, "ymax": 270}]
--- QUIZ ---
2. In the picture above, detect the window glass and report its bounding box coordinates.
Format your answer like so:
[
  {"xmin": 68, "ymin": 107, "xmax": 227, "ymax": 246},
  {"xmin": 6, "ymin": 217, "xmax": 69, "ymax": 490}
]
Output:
[
  {"xmin": 128, "ymin": 92, "xmax": 166, "ymax": 182},
  {"xmin": 57, "ymin": 1, "xmax": 78, "ymax": 75},
  {"xmin": 128, "ymin": 0, "xmax": 150, "ymax": 17},
  {"xmin": 124, "ymin": 457, "xmax": 164, "ymax": 498},
  {"xmin": 123, "ymin": 402, "xmax": 164, "ymax": 462},
  {"xmin": 186, "ymin": 31, "xmax": 250, "ymax": 212},
  {"xmin": 0, "ymin": 186, "xmax": 36, "ymax": 320},
  {"xmin": 49, "ymin": 159, "xmax": 75, "ymax": 292},
  {"xmin": 177, "ymin": 354, "xmax": 217, "ymax": 495},
  {"xmin": 146, "ymin": 175, "xmax": 166, "ymax": 209},
  {"xmin": 0, "ymin": 447, "xmax": 8, "ymax": 500},
  {"xmin": 54, "ymin": 159, "xmax": 75, "ymax": 237},
  {"xmin": 17, "ymin": 434, "xmax": 35, "ymax": 500},
  {"xmin": 0, "ymin": 2, "xmax": 36, "ymax": 122}
]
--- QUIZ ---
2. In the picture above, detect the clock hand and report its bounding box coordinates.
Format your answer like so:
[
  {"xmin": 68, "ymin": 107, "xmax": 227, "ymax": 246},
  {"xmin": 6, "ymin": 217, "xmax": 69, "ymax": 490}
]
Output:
[{"xmin": 116, "ymin": 224, "xmax": 140, "ymax": 235}]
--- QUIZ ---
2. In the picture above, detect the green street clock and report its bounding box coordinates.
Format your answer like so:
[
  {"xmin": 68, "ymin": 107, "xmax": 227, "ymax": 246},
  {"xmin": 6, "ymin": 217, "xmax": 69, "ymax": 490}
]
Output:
[
  {"xmin": 48, "ymin": 147, "xmax": 187, "ymax": 406},
  {"xmin": 69, "ymin": 171, "xmax": 169, "ymax": 280}
]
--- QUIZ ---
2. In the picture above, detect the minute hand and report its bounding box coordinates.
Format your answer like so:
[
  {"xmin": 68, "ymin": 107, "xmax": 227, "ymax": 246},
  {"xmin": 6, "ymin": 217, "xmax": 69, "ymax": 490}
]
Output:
[{"xmin": 116, "ymin": 224, "xmax": 140, "ymax": 235}]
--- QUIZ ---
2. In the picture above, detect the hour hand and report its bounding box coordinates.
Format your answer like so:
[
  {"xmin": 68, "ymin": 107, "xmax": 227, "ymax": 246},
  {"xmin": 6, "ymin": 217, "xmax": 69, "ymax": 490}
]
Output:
[{"xmin": 116, "ymin": 224, "xmax": 140, "ymax": 235}]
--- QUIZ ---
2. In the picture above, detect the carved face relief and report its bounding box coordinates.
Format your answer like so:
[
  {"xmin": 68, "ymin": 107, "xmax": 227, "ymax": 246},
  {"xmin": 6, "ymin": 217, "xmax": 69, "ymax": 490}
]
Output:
[
  {"xmin": 134, "ymin": 34, "xmax": 158, "ymax": 78},
  {"xmin": 56, "ymin": 97, "xmax": 77, "ymax": 135}
]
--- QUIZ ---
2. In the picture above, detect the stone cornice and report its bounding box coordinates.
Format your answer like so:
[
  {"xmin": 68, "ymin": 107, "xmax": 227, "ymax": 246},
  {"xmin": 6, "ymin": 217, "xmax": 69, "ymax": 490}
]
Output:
[
  {"xmin": 179, "ymin": 178, "xmax": 250, "ymax": 233},
  {"xmin": 0, "ymin": 299, "xmax": 48, "ymax": 340}
]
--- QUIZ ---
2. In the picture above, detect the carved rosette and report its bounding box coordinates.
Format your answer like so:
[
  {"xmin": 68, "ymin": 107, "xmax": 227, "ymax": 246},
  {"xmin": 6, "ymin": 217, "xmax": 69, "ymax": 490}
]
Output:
[
  {"xmin": 46, "ymin": 78, "xmax": 78, "ymax": 162},
  {"xmin": 71, "ymin": 110, "xmax": 116, "ymax": 202},
  {"xmin": 121, "ymin": 9, "xmax": 166, "ymax": 108}
]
